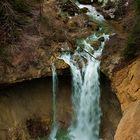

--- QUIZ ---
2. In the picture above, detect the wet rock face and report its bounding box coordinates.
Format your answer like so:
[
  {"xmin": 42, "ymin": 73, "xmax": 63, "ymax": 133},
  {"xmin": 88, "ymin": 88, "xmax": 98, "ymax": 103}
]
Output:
[
  {"xmin": 100, "ymin": 73, "xmax": 122, "ymax": 140},
  {"xmin": 101, "ymin": 34, "xmax": 125, "ymax": 78},
  {"xmin": 78, "ymin": 0, "xmax": 94, "ymax": 4},
  {"xmin": 95, "ymin": 0, "xmax": 128, "ymax": 19},
  {"xmin": 115, "ymin": 100, "xmax": 140, "ymax": 140}
]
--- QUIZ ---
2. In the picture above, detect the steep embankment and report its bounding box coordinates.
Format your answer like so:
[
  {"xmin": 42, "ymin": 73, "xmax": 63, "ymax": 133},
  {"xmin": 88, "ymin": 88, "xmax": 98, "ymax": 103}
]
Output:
[{"xmin": 0, "ymin": 0, "xmax": 98, "ymax": 84}]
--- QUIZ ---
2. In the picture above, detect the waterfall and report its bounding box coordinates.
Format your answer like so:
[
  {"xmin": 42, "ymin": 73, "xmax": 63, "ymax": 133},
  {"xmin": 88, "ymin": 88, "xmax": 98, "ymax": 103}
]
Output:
[
  {"xmin": 48, "ymin": 2, "xmax": 110, "ymax": 140},
  {"xmin": 49, "ymin": 64, "xmax": 59, "ymax": 140},
  {"xmin": 52, "ymin": 64, "xmax": 58, "ymax": 125},
  {"xmin": 60, "ymin": 34, "xmax": 109, "ymax": 140}
]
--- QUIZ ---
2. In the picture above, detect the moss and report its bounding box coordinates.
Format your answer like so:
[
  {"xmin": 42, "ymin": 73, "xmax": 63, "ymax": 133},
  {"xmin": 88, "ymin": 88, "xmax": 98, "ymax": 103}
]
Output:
[
  {"xmin": 35, "ymin": 136, "xmax": 47, "ymax": 140},
  {"xmin": 56, "ymin": 129, "xmax": 68, "ymax": 140},
  {"xmin": 13, "ymin": 29, "xmax": 21, "ymax": 42},
  {"xmin": 58, "ymin": 11, "xmax": 69, "ymax": 18},
  {"xmin": 132, "ymin": 17, "xmax": 140, "ymax": 35},
  {"xmin": 0, "ymin": 47, "xmax": 11, "ymax": 65},
  {"xmin": 0, "ymin": 47, "xmax": 6, "ymax": 57},
  {"xmin": 80, "ymin": 7, "xmax": 89, "ymax": 14},
  {"xmin": 35, "ymin": 129, "xmax": 68, "ymax": 140}
]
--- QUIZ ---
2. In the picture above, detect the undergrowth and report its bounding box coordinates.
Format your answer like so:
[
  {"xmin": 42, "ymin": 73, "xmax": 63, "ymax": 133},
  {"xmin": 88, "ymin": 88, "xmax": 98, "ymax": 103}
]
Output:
[
  {"xmin": 0, "ymin": 0, "xmax": 32, "ymax": 48},
  {"xmin": 0, "ymin": 0, "xmax": 42, "ymax": 59},
  {"xmin": 123, "ymin": 0, "xmax": 140, "ymax": 60},
  {"xmin": 10, "ymin": 0, "xmax": 31, "ymax": 13}
]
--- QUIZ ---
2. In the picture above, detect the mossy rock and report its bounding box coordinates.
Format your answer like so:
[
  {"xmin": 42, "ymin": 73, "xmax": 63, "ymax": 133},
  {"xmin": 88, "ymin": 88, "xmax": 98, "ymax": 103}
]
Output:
[
  {"xmin": 80, "ymin": 7, "xmax": 89, "ymax": 14},
  {"xmin": 91, "ymin": 40, "xmax": 100, "ymax": 50}
]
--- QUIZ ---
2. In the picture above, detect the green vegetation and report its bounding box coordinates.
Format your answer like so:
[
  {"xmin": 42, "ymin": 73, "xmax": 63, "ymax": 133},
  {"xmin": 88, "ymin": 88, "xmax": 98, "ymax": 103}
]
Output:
[
  {"xmin": 56, "ymin": 129, "xmax": 68, "ymax": 140},
  {"xmin": 135, "ymin": 0, "xmax": 140, "ymax": 14},
  {"xmin": 0, "ymin": 48, "xmax": 6, "ymax": 57},
  {"xmin": 35, "ymin": 136, "xmax": 48, "ymax": 140},
  {"xmin": 35, "ymin": 129, "xmax": 68, "ymax": 140},
  {"xmin": 123, "ymin": 0, "xmax": 140, "ymax": 60},
  {"xmin": 0, "ymin": 0, "xmax": 33, "ymax": 51},
  {"xmin": 123, "ymin": 37, "xmax": 137, "ymax": 60},
  {"xmin": 59, "ymin": 8, "xmax": 72, "ymax": 18},
  {"xmin": 11, "ymin": 0, "xmax": 31, "ymax": 13}
]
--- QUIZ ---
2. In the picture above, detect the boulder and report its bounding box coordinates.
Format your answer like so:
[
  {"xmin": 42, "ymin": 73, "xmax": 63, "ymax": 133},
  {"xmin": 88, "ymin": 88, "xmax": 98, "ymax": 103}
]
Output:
[
  {"xmin": 80, "ymin": 7, "xmax": 89, "ymax": 14},
  {"xmin": 101, "ymin": 34, "xmax": 125, "ymax": 78},
  {"xmin": 91, "ymin": 40, "xmax": 100, "ymax": 50},
  {"xmin": 85, "ymin": 21, "xmax": 99, "ymax": 31}
]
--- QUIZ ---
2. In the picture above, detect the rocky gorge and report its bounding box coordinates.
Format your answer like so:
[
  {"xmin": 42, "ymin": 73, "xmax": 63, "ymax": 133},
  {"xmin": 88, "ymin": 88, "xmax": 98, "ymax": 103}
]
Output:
[{"xmin": 0, "ymin": 0, "xmax": 140, "ymax": 140}]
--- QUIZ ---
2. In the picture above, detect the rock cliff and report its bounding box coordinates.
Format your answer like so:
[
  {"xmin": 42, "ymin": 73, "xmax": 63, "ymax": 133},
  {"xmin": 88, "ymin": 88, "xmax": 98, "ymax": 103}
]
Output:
[
  {"xmin": 115, "ymin": 100, "xmax": 140, "ymax": 140},
  {"xmin": 112, "ymin": 58, "xmax": 140, "ymax": 111}
]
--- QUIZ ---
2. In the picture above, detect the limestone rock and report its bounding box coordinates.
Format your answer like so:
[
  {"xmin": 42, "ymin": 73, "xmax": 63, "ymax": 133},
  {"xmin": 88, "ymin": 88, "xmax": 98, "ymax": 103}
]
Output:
[
  {"xmin": 101, "ymin": 34, "xmax": 125, "ymax": 78},
  {"xmin": 115, "ymin": 100, "xmax": 140, "ymax": 140},
  {"xmin": 112, "ymin": 58, "xmax": 140, "ymax": 111}
]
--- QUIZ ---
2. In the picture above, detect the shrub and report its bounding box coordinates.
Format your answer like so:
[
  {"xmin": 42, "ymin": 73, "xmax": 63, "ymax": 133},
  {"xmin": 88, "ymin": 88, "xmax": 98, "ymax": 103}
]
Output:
[
  {"xmin": 123, "ymin": 0, "xmax": 140, "ymax": 60},
  {"xmin": 0, "ymin": 47, "xmax": 6, "ymax": 57},
  {"xmin": 0, "ymin": 1, "xmax": 17, "ymax": 46},
  {"xmin": 135, "ymin": 0, "xmax": 140, "ymax": 14},
  {"xmin": 10, "ymin": 0, "xmax": 31, "ymax": 13},
  {"xmin": 123, "ymin": 37, "xmax": 137, "ymax": 60},
  {"xmin": 0, "ymin": 0, "xmax": 33, "ymax": 47}
]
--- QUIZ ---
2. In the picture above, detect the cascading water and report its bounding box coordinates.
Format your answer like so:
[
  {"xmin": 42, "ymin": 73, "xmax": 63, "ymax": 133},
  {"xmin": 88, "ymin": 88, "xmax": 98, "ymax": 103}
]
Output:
[
  {"xmin": 48, "ymin": 1, "xmax": 110, "ymax": 140},
  {"xmin": 49, "ymin": 64, "xmax": 59, "ymax": 140},
  {"xmin": 77, "ymin": 3, "xmax": 104, "ymax": 21},
  {"xmin": 60, "ymin": 33, "xmax": 109, "ymax": 140}
]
